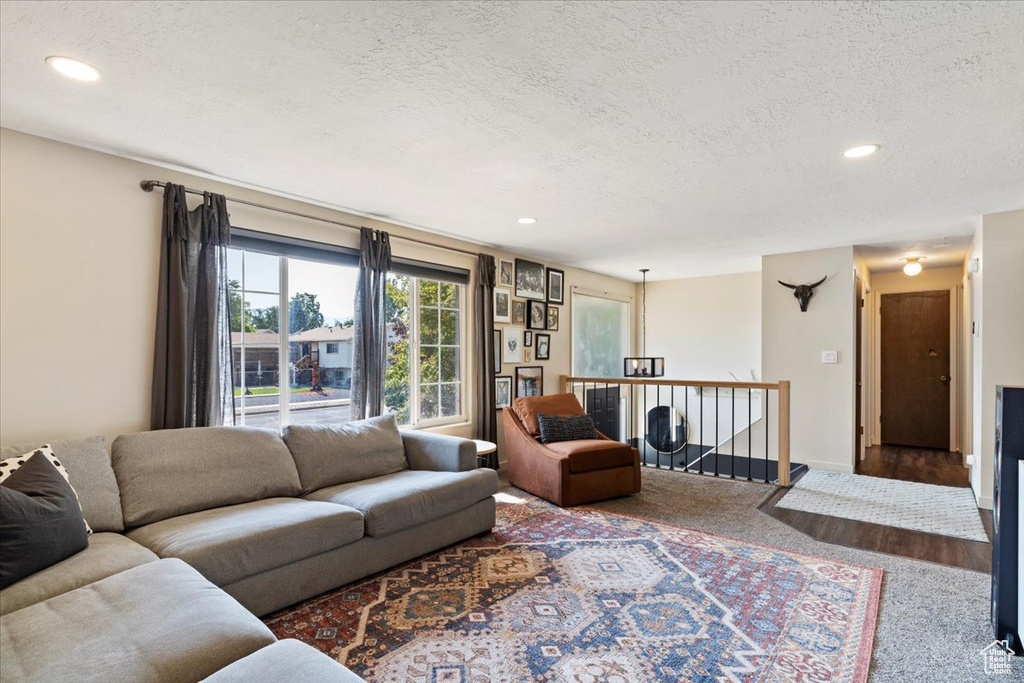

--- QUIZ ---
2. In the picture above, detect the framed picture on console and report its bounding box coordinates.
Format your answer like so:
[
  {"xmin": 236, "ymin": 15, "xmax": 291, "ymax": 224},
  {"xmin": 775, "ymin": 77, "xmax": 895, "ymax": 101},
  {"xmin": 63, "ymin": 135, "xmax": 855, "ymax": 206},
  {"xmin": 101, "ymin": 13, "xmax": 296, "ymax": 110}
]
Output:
[
  {"xmin": 516, "ymin": 366, "xmax": 543, "ymax": 398},
  {"xmin": 515, "ymin": 258, "xmax": 546, "ymax": 300},
  {"xmin": 495, "ymin": 375, "xmax": 512, "ymax": 410},
  {"xmin": 527, "ymin": 300, "xmax": 548, "ymax": 330},
  {"xmin": 546, "ymin": 268, "xmax": 565, "ymax": 305},
  {"xmin": 535, "ymin": 333, "xmax": 551, "ymax": 360}
]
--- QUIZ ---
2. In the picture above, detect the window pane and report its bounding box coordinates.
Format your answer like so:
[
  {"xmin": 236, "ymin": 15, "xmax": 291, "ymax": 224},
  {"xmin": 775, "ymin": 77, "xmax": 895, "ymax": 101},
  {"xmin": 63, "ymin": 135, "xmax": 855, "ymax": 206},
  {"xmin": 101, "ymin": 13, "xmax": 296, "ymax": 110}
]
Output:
[
  {"xmin": 572, "ymin": 293, "xmax": 630, "ymax": 377},
  {"xmin": 441, "ymin": 383, "xmax": 460, "ymax": 417},
  {"xmin": 243, "ymin": 251, "xmax": 280, "ymax": 294},
  {"xmin": 420, "ymin": 346, "xmax": 439, "ymax": 383},
  {"xmin": 236, "ymin": 292, "xmax": 281, "ymax": 430},
  {"xmin": 440, "ymin": 309, "xmax": 459, "ymax": 345},
  {"xmin": 420, "ymin": 384, "xmax": 439, "ymax": 420},
  {"xmin": 440, "ymin": 347, "xmax": 459, "ymax": 383},
  {"xmin": 385, "ymin": 275, "xmax": 412, "ymax": 425},
  {"xmin": 419, "ymin": 280, "xmax": 439, "ymax": 307},
  {"xmin": 440, "ymin": 282, "xmax": 458, "ymax": 308},
  {"xmin": 227, "ymin": 248, "xmax": 243, "ymax": 285},
  {"xmin": 420, "ymin": 306, "xmax": 439, "ymax": 345}
]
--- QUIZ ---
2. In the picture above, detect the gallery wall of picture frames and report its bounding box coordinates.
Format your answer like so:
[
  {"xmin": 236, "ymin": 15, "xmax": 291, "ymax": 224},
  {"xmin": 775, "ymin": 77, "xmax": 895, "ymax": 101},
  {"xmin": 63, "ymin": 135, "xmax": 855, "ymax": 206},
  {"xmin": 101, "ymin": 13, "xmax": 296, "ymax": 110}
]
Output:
[{"xmin": 494, "ymin": 256, "xmax": 565, "ymax": 406}]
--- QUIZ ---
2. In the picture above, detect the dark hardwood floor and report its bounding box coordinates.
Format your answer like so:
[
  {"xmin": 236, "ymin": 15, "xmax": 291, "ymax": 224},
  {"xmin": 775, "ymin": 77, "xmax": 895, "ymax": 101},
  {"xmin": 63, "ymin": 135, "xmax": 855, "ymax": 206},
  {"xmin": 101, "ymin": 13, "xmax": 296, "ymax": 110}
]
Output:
[
  {"xmin": 855, "ymin": 444, "xmax": 969, "ymax": 486},
  {"xmin": 759, "ymin": 445, "xmax": 993, "ymax": 573}
]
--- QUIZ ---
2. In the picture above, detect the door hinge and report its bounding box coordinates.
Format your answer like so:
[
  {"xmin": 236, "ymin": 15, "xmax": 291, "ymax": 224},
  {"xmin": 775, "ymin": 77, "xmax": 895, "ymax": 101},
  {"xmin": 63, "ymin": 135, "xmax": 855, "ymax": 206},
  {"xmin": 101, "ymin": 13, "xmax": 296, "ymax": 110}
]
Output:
[{"xmin": 860, "ymin": 426, "xmax": 865, "ymax": 435}]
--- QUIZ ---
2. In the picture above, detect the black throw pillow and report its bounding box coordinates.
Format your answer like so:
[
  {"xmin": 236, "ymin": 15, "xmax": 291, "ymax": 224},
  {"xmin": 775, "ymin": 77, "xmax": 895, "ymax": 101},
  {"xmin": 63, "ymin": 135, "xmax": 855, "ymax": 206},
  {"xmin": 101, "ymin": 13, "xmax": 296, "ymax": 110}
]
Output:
[
  {"xmin": 0, "ymin": 452, "xmax": 89, "ymax": 589},
  {"xmin": 537, "ymin": 413, "xmax": 601, "ymax": 444}
]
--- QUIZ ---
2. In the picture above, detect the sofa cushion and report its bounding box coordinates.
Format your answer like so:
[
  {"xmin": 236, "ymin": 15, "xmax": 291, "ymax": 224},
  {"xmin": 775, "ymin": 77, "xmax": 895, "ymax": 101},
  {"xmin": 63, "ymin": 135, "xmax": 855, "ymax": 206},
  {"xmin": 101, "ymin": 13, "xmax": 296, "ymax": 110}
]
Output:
[
  {"xmin": 1, "ymin": 437, "xmax": 123, "ymax": 532},
  {"xmin": 200, "ymin": 639, "xmax": 365, "ymax": 682},
  {"xmin": 305, "ymin": 469, "xmax": 499, "ymax": 538},
  {"xmin": 544, "ymin": 439, "xmax": 636, "ymax": 474},
  {"xmin": 1, "ymin": 453, "xmax": 90, "ymax": 589},
  {"xmin": 112, "ymin": 427, "xmax": 302, "ymax": 527},
  {"xmin": 0, "ymin": 558, "xmax": 275, "ymax": 683},
  {"xmin": 0, "ymin": 532, "xmax": 158, "ymax": 616},
  {"xmin": 126, "ymin": 498, "xmax": 364, "ymax": 585},
  {"xmin": 283, "ymin": 415, "xmax": 408, "ymax": 492},
  {"xmin": 513, "ymin": 393, "xmax": 585, "ymax": 437}
]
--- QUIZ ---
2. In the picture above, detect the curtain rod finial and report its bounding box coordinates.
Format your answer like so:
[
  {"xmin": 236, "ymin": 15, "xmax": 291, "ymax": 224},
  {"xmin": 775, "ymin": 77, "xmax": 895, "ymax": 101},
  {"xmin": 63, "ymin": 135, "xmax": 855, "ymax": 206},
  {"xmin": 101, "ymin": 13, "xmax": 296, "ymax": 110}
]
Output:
[{"xmin": 140, "ymin": 180, "xmax": 158, "ymax": 192}]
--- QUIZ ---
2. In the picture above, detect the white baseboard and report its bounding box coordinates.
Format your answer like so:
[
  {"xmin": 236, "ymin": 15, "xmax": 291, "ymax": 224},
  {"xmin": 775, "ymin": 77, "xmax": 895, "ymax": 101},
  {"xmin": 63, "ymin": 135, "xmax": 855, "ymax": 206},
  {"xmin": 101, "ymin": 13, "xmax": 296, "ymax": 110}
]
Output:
[{"xmin": 975, "ymin": 494, "xmax": 993, "ymax": 510}]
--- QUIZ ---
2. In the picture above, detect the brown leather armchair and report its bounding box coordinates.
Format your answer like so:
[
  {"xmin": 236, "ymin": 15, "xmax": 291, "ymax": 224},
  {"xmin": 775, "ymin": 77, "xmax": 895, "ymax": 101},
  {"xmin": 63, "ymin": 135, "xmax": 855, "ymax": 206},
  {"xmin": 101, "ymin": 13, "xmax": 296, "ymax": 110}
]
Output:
[{"xmin": 502, "ymin": 393, "xmax": 641, "ymax": 507}]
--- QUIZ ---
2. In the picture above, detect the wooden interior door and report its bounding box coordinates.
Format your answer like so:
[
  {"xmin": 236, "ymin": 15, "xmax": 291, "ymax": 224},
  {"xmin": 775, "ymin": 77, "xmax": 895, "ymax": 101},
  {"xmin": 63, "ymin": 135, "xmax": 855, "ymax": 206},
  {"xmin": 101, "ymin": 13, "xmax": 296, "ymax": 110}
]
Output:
[
  {"xmin": 881, "ymin": 290, "xmax": 951, "ymax": 449},
  {"xmin": 855, "ymin": 278, "xmax": 863, "ymax": 457}
]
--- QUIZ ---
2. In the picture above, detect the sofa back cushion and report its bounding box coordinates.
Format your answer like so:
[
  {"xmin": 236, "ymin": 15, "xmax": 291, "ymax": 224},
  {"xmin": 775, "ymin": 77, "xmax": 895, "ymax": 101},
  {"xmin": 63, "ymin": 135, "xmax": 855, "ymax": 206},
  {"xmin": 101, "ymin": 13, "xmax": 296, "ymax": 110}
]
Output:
[
  {"xmin": 111, "ymin": 427, "xmax": 302, "ymax": 528},
  {"xmin": 512, "ymin": 393, "xmax": 586, "ymax": 437},
  {"xmin": 0, "ymin": 437, "xmax": 124, "ymax": 533},
  {"xmin": 283, "ymin": 415, "xmax": 407, "ymax": 493}
]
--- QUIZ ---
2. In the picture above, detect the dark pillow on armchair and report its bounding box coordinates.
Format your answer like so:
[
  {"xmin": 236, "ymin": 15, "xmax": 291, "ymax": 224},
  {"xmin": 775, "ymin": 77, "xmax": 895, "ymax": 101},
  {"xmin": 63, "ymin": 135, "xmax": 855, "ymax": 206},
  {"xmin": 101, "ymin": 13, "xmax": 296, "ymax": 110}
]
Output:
[
  {"xmin": 0, "ymin": 452, "xmax": 89, "ymax": 589},
  {"xmin": 537, "ymin": 413, "xmax": 601, "ymax": 444}
]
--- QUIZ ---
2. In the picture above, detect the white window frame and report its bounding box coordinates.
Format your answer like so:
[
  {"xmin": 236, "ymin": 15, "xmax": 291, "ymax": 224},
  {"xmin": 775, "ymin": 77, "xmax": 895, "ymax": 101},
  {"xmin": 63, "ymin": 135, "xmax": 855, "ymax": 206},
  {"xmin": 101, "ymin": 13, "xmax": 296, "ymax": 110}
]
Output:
[
  {"xmin": 325, "ymin": 342, "xmax": 339, "ymax": 354},
  {"xmin": 401, "ymin": 276, "xmax": 468, "ymax": 429}
]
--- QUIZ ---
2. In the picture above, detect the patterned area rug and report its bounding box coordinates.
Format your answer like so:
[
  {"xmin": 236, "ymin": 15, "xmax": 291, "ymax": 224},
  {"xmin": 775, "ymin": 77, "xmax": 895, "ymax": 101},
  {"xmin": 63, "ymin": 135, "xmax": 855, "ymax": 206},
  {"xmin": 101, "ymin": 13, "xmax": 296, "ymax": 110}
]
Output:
[
  {"xmin": 776, "ymin": 470, "xmax": 989, "ymax": 542},
  {"xmin": 266, "ymin": 490, "xmax": 882, "ymax": 682}
]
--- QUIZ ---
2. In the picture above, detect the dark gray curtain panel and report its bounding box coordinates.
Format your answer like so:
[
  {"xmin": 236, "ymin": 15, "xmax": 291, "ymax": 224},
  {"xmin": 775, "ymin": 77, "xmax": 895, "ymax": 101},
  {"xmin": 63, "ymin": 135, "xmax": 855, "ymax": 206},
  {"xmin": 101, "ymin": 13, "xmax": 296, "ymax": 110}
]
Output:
[
  {"xmin": 151, "ymin": 184, "xmax": 233, "ymax": 430},
  {"xmin": 474, "ymin": 254, "xmax": 498, "ymax": 466},
  {"xmin": 351, "ymin": 227, "xmax": 393, "ymax": 420}
]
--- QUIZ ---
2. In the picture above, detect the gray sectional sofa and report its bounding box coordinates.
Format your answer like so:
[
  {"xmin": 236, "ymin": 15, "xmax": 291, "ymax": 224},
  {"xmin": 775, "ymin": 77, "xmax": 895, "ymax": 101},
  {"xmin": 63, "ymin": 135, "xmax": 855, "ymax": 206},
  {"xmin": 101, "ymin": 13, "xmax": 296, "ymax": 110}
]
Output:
[{"xmin": 0, "ymin": 416, "xmax": 499, "ymax": 682}]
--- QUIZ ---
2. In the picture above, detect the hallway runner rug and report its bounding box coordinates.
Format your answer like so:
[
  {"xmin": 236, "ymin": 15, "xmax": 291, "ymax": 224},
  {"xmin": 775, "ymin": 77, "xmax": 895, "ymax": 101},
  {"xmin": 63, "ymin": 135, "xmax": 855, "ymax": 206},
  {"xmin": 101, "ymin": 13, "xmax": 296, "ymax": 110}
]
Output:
[
  {"xmin": 777, "ymin": 469, "xmax": 989, "ymax": 542},
  {"xmin": 266, "ymin": 490, "xmax": 882, "ymax": 682}
]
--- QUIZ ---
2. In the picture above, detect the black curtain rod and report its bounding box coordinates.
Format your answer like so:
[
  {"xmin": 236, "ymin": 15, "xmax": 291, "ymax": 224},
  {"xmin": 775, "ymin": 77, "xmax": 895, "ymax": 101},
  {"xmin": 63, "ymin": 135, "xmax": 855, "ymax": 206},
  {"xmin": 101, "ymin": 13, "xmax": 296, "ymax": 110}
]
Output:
[{"xmin": 140, "ymin": 179, "xmax": 482, "ymax": 258}]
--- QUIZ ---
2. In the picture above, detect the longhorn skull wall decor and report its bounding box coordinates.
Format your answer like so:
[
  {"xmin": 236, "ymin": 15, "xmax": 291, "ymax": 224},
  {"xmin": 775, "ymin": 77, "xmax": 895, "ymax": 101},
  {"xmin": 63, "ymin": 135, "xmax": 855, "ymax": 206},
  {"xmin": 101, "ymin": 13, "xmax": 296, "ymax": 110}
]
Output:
[{"xmin": 778, "ymin": 276, "xmax": 827, "ymax": 312}]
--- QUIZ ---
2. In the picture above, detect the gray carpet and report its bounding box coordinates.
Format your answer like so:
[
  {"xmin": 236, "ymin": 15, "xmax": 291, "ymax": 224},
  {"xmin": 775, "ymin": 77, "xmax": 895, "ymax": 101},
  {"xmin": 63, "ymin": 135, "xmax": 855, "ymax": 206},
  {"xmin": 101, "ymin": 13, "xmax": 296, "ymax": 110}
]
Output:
[{"xmin": 500, "ymin": 467, "xmax": 1013, "ymax": 682}]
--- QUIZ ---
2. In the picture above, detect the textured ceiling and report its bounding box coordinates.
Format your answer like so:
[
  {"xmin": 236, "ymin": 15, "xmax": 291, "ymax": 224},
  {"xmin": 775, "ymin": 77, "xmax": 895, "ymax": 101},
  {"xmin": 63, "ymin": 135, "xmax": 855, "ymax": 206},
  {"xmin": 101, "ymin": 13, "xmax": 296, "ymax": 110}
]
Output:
[{"xmin": 1, "ymin": 1, "xmax": 1022, "ymax": 281}]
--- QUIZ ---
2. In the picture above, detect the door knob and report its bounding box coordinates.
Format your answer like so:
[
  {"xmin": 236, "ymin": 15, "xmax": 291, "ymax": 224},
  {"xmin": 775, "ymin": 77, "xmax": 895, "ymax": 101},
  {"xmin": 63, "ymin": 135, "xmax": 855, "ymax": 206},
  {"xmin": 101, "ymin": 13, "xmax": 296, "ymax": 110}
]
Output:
[{"xmin": 940, "ymin": 375, "xmax": 950, "ymax": 382}]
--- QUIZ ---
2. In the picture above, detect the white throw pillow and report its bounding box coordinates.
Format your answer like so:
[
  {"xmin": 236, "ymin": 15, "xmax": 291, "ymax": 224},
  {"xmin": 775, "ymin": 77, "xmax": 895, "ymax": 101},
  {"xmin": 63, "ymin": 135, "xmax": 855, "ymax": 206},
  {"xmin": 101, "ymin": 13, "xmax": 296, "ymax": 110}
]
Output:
[{"xmin": 0, "ymin": 444, "xmax": 92, "ymax": 534}]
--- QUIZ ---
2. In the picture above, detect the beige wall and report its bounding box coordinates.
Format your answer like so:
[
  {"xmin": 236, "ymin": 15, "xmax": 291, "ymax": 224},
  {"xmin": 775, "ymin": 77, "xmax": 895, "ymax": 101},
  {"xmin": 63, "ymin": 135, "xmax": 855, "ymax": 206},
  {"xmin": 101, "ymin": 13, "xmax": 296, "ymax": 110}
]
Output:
[
  {"xmin": 866, "ymin": 267, "xmax": 964, "ymax": 452},
  {"xmin": 640, "ymin": 272, "xmax": 761, "ymax": 382},
  {"xmin": 965, "ymin": 209, "xmax": 1024, "ymax": 508},
  {"xmin": 0, "ymin": 128, "xmax": 633, "ymax": 451},
  {"xmin": 762, "ymin": 246, "xmax": 858, "ymax": 473}
]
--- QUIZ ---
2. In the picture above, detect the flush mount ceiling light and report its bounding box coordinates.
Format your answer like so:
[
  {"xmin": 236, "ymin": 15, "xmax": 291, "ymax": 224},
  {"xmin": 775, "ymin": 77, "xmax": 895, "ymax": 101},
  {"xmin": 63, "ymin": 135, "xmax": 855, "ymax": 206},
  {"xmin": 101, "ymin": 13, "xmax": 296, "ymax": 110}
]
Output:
[
  {"xmin": 843, "ymin": 144, "xmax": 880, "ymax": 159},
  {"xmin": 517, "ymin": 217, "xmax": 537, "ymax": 225},
  {"xmin": 902, "ymin": 257, "xmax": 924, "ymax": 276},
  {"xmin": 45, "ymin": 56, "xmax": 100, "ymax": 82}
]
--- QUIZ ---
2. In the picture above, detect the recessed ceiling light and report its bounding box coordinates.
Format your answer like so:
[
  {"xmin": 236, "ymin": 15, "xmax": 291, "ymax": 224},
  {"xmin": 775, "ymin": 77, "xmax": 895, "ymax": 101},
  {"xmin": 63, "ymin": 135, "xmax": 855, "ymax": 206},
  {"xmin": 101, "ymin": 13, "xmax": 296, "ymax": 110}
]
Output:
[
  {"xmin": 517, "ymin": 217, "xmax": 537, "ymax": 225},
  {"xmin": 901, "ymin": 257, "xmax": 924, "ymax": 276},
  {"xmin": 843, "ymin": 144, "xmax": 880, "ymax": 159},
  {"xmin": 46, "ymin": 56, "xmax": 100, "ymax": 82}
]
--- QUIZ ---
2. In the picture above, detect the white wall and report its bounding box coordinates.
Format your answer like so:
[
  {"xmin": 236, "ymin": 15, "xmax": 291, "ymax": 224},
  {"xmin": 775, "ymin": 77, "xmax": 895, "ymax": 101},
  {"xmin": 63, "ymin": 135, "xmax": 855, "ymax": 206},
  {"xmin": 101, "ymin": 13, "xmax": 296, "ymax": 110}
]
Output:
[
  {"xmin": 0, "ymin": 128, "xmax": 633, "ymax": 449},
  {"xmin": 966, "ymin": 210, "xmax": 1024, "ymax": 508},
  {"xmin": 762, "ymin": 246, "xmax": 858, "ymax": 473}
]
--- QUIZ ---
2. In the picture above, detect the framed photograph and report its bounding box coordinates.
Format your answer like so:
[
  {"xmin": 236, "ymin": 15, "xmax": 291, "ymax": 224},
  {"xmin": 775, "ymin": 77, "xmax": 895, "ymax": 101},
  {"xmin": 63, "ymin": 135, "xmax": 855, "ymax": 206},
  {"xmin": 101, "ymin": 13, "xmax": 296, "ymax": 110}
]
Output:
[
  {"xmin": 524, "ymin": 330, "xmax": 533, "ymax": 347},
  {"xmin": 495, "ymin": 375, "xmax": 513, "ymax": 410},
  {"xmin": 523, "ymin": 347, "xmax": 533, "ymax": 363},
  {"xmin": 515, "ymin": 258, "xmax": 546, "ymax": 300},
  {"xmin": 493, "ymin": 329, "xmax": 502, "ymax": 371},
  {"xmin": 535, "ymin": 333, "xmax": 551, "ymax": 361},
  {"xmin": 547, "ymin": 306, "xmax": 560, "ymax": 331},
  {"xmin": 527, "ymin": 299, "xmax": 548, "ymax": 330},
  {"xmin": 546, "ymin": 268, "xmax": 565, "ymax": 305},
  {"xmin": 502, "ymin": 326, "xmax": 524, "ymax": 364},
  {"xmin": 494, "ymin": 288, "xmax": 511, "ymax": 323},
  {"xmin": 498, "ymin": 259, "xmax": 514, "ymax": 288},
  {"xmin": 516, "ymin": 366, "xmax": 544, "ymax": 398},
  {"xmin": 512, "ymin": 299, "xmax": 526, "ymax": 325}
]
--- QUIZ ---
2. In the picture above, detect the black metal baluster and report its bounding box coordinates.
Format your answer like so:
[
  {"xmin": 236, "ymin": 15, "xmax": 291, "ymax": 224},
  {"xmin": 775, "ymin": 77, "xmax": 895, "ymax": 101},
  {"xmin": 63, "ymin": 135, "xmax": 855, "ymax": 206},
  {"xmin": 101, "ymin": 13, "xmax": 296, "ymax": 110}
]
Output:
[
  {"xmin": 747, "ymin": 388, "xmax": 753, "ymax": 481},
  {"xmin": 643, "ymin": 382, "xmax": 648, "ymax": 468},
  {"xmin": 655, "ymin": 384, "xmax": 661, "ymax": 469},
  {"xmin": 684, "ymin": 383, "xmax": 689, "ymax": 471},
  {"xmin": 714, "ymin": 387, "xmax": 720, "ymax": 477},
  {"xmin": 730, "ymin": 388, "xmax": 736, "ymax": 479},
  {"xmin": 699, "ymin": 387, "xmax": 704, "ymax": 475},
  {"xmin": 669, "ymin": 385, "xmax": 675, "ymax": 470}
]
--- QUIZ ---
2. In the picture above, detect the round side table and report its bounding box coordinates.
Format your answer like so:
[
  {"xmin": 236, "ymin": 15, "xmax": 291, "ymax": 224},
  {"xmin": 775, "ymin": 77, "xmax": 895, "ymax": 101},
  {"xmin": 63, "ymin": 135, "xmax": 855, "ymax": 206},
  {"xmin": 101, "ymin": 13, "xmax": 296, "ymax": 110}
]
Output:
[{"xmin": 473, "ymin": 439, "xmax": 498, "ymax": 469}]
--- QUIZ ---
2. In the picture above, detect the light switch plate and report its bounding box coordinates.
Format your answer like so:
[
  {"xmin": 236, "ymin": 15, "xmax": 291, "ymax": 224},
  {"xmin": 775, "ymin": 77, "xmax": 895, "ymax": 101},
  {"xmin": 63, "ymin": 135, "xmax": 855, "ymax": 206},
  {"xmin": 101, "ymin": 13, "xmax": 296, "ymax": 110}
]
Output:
[{"xmin": 821, "ymin": 350, "xmax": 839, "ymax": 364}]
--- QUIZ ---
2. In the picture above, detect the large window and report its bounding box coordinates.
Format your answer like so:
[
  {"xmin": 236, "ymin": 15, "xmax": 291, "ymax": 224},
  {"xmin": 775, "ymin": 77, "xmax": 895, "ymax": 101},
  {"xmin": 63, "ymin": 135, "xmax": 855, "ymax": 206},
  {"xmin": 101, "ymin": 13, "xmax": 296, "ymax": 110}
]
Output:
[
  {"xmin": 228, "ymin": 246, "xmax": 358, "ymax": 428},
  {"xmin": 385, "ymin": 275, "xmax": 465, "ymax": 426},
  {"xmin": 571, "ymin": 291, "xmax": 631, "ymax": 377}
]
